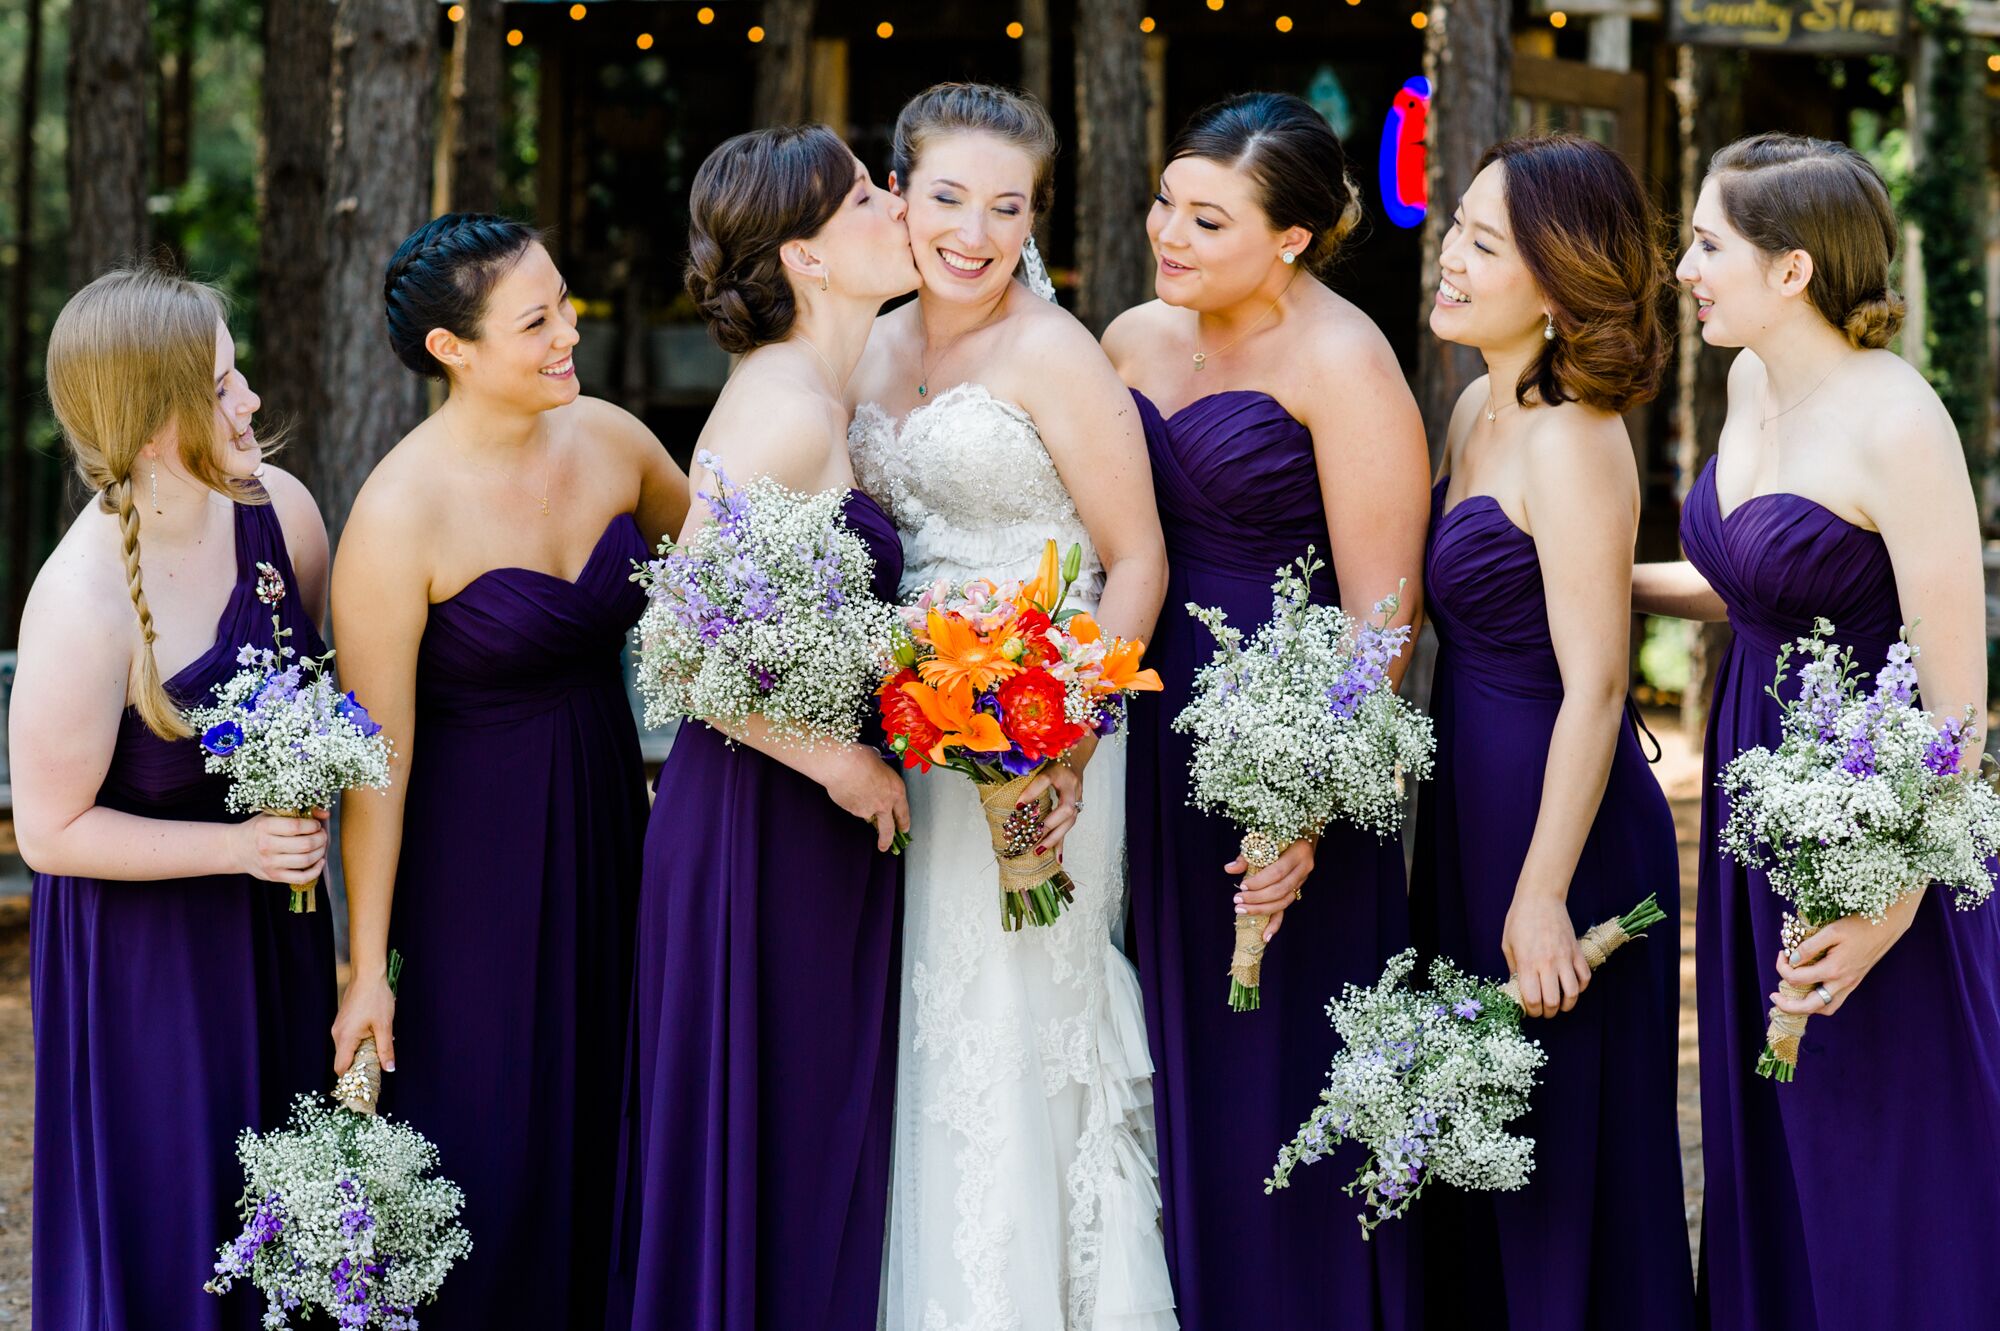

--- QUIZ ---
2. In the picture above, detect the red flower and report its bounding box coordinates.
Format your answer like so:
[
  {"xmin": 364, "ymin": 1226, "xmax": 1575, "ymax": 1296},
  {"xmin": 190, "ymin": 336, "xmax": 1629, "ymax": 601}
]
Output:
[
  {"xmin": 996, "ymin": 667, "xmax": 1085, "ymax": 763},
  {"xmin": 1006, "ymin": 607, "xmax": 1057, "ymax": 668},
  {"xmin": 879, "ymin": 668, "xmax": 943, "ymax": 771}
]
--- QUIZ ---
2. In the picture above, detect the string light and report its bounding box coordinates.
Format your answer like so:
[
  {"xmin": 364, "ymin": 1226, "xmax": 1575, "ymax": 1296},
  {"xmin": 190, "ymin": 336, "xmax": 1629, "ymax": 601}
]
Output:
[
  {"xmin": 876, "ymin": 20, "xmax": 893, "ymax": 37},
  {"xmin": 747, "ymin": 25, "xmax": 765, "ymax": 42},
  {"xmin": 1007, "ymin": 20, "xmax": 1024, "ymax": 37},
  {"xmin": 1989, "ymin": 53, "xmax": 2000, "ymax": 71},
  {"xmin": 1550, "ymin": 10, "xmax": 1568, "ymax": 25},
  {"xmin": 1140, "ymin": 15, "xmax": 1156, "ymax": 30},
  {"xmin": 1206, "ymin": 0, "xmax": 1224, "ymax": 10},
  {"xmin": 1411, "ymin": 10, "xmax": 1428, "ymax": 26},
  {"xmin": 568, "ymin": 3, "xmax": 585, "ymax": 19},
  {"xmin": 697, "ymin": 6, "xmax": 715, "ymax": 23},
  {"xmin": 446, "ymin": 4, "xmax": 463, "ymax": 21},
  {"xmin": 637, "ymin": 32, "xmax": 654, "ymax": 49},
  {"xmin": 1275, "ymin": 14, "xmax": 1293, "ymax": 29},
  {"xmin": 506, "ymin": 28, "xmax": 523, "ymax": 45}
]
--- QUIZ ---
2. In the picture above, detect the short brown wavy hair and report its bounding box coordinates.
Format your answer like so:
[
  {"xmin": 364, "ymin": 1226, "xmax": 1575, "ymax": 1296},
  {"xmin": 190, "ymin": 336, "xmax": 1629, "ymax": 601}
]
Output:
[{"xmin": 1483, "ymin": 134, "xmax": 1669, "ymax": 413}]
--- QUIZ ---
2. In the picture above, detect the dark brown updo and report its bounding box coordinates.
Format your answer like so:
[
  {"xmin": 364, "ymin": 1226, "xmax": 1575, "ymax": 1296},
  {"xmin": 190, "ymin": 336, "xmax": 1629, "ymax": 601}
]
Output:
[
  {"xmin": 891, "ymin": 82, "xmax": 1059, "ymax": 220},
  {"xmin": 1483, "ymin": 134, "xmax": 1669, "ymax": 413},
  {"xmin": 1166, "ymin": 92, "xmax": 1363, "ymax": 276},
  {"xmin": 684, "ymin": 124, "xmax": 853, "ymax": 355},
  {"xmin": 1709, "ymin": 132, "xmax": 1904, "ymax": 349}
]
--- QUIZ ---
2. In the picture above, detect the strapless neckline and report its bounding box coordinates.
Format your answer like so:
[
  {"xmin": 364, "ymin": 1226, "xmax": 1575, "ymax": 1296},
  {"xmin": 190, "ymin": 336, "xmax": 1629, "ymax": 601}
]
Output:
[
  {"xmin": 1132, "ymin": 386, "xmax": 1299, "ymax": 429},
  {"xmin": 437, "ymin": 511, "xmax": 641, "ymax": 606},
  {"xmin": 1704, "ymin": 459, "xmax": 1880, "ymax": 537},
  {"xmin": 853, "ymin": 381, "xmax": 1034, "ymax": 441}
]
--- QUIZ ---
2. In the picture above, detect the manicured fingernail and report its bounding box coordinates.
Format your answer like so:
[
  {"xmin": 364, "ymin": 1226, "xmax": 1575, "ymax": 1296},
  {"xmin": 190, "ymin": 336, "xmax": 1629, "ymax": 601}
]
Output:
[
  {"xmin": 1788, "ymin": 949, "xmax": 1800, "ymax": 965},
  {"xmin": 383, "ymin": 1062, "xmax": 396, "ymax": 1072},
  {"xmin": 1234, "ymin": 905, "xmax": 1248, "ymax": 915},
  {"xmin": 1034, "ymin": 844, "xmax": 1046, "ymax": 855},
  {"xmin": 1016, "ymin": 800, "xmax": 1028, "ymax": 809}
]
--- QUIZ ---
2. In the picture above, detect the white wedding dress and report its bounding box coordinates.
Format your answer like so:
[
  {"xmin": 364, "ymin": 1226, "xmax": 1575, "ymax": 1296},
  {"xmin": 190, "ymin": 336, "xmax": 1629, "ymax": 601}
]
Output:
[{"xmin": 851, "ymin": 382, "xmax": 1177, "ymax": 1331}]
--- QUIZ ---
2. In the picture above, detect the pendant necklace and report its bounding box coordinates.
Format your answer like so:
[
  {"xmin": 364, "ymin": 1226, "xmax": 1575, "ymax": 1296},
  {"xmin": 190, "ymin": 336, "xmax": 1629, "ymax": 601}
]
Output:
[
  {"xmin": 916, "ymin": 303, "xmax": 1003, "ymax": 400},
  {"xmin": 1192, "ymin": 268, "xmax": 1300, "ymax": 372}
]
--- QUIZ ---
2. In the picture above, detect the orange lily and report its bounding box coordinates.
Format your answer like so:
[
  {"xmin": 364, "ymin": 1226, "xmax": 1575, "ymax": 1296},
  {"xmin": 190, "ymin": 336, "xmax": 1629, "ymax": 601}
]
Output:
[
  {"xmin": 902, "ymin": 678, "xmax": 1010, "ymax": 762},
  {"xmin": 1096, "ymin": 637, "xmax": 1163, "ymax": 694},
  {"xmin": 918, "ymin": 609, "xmax": 1021, "ymax": 695},
  {"xmin": 1018, "ymin": 539, "xmax": 1062, "ymax": 613},
  {"xmin": 1066, "ymin": 611, "xmax": 1102, "ymax": 645}
]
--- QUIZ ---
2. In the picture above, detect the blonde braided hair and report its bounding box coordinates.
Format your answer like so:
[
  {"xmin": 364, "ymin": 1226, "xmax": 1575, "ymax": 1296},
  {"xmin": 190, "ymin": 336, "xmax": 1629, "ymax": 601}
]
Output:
[{"xmin": 47, "ymin": 267, "xmax": 254, "ymax": 740}]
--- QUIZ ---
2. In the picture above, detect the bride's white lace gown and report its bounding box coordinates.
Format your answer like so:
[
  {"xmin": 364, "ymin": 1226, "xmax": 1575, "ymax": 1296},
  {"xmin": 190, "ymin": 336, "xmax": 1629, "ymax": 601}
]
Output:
[{"xmin": 851, "ymin": 382, "xmax": 1177, "ymax": 1331}]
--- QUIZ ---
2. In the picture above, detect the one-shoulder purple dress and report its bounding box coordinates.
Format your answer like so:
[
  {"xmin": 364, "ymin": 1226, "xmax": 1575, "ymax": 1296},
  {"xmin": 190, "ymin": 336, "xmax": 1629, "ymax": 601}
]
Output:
[
  {"xmin": 32, "ymin": 497, "xmax": 336, "ymax": 1329},
  {"xmin": 1680, "ymin": 458, "xmax": 2000, "ymax": 1330},
  {"xmin": 1126, "ymin": 390, "xmax": 1414, "ymax": 1330},
  {"xmin": 1412, "ymin": 478, "xmax": 1692, "ymax": 1329},
  {"xmin": 384, "ymin": 512, "xmax": 649, "ymax": 1329},
  {"xmin": 606, "ymin": 491, "xmax": 903, "ymax": 1331}
]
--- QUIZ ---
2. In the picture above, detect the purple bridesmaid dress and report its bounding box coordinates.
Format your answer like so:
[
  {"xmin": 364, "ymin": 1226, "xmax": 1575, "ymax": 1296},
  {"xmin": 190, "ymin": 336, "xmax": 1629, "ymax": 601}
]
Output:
[
  {"xmin": 606, "ymin": 491, "xmax": 902, "ymax": 1331},
  {"xmin": 32, "ymin": 497, "xmax": 336, "ymax": 1329},
  {"xmin": 1126, "ymin": 390, "xmax": 1414, "ymax": 1330},
  {"xmin": 1411, "ymin": 478, "xmax": 1692, "ymax": 1329},
  {"xmin": 384, "ymin": 511, "xmax": 649, "ymax": 1328},
  {"xmin": 1680, "ymin": 458, "xmax": 2000, "ymax": 1330}
]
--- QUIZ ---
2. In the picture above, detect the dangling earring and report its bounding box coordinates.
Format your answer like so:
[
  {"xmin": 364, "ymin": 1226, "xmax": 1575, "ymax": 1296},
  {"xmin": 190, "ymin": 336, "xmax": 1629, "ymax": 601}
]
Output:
[
  {"xmin": 819, "ymin": 270, "xmax": 830, "ymax": 292},
  {"xmin": 1281, "ymin": 250, "xmax": 1296, "ymax": 265},
  {"xmin": 1544, "ymin": 315, "xmax": 1556, "ymax": 342},
  {"xmin": 151, "ymin": 461, "xmax": 161, "ymax": 514}
]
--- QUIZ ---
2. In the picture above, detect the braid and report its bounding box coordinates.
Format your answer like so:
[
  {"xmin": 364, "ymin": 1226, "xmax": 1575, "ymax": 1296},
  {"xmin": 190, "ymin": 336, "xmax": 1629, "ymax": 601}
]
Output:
[
  {"xmin": 107, "ymin": 477, "xmax": 190, "ymax": 740},
  {"xmin": 382, "ymin": 212, "xmax": 541, "ymax": 380}
]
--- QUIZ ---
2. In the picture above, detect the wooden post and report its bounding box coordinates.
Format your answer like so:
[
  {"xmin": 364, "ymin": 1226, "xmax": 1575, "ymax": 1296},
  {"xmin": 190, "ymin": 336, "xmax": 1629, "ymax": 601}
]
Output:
[
  {"xmin": 753, "ymin": 0, "xmax": 816, "ymax": 128},
  {"xmin": 1074, "ymin": 0, "xmax": 1150, "ymax": 333},
  {"xmin": 1415, "ymin": 0, "xmax": 1513, "ymax": 457}
]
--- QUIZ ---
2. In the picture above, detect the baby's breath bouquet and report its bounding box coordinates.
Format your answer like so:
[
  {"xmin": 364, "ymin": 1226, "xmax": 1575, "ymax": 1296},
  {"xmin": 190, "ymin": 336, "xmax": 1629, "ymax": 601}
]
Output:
[
  {"xmin": 1267, "ymin": 894, "xmax": 1664, "ymax": 1236},
  {"xmin": 186, "ymin": 561, "xmax": 391, "ymax": 913},
  {"xmin": 206, "ymin": 955, "xmax": 471, "ymax": 1328},
  {"xmin": 1173, "ymin": 553, "xmax": 1434, "ymax": 1009},
  {"xmin": 631, "ymin": 452, "xmax": 903, "ymax": 757},
  {"xmin": 1719, "ymin": 618, "xmax": 2000, "ymax": 1080}
]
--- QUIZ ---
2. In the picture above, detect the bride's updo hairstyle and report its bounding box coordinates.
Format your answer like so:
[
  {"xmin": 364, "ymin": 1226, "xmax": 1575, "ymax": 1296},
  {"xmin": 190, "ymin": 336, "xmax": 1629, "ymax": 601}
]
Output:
[
  {"xmin": 1166, "ymin": 92, "xmax": 1363, "ymax": 276},
  {"xmin": 891, "ymin": 82, "xmax": 1059, "ymax": 221},
  {"xmin": 1482, "ymin": 134, "xmax": 1668, "ymax": 413},
  {"xmin": 684, "ymin": 124, "xmax": 853, "ymax": 355},
  {"xmin": 1708, "ymin": 132, "xmax": 1905, "ymax": 350}
]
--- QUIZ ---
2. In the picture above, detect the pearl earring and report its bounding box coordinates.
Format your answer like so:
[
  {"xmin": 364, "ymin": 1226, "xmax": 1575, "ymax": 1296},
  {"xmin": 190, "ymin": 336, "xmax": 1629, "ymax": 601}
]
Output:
[
  {"xmin": 1281, "ymin": 251, "xmax": 1296, "ymax": 265},
  {"xmin": 1544, "ymin": 315, "xmax": 1556, "ymax": 342}
]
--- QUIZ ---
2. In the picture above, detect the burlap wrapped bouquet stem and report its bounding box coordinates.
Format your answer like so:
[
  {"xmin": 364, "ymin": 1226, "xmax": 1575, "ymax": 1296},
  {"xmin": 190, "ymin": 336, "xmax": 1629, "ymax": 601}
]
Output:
[
  {"xmin": 270, "ymin": 807, "xmax": 317, "ymax": 913},
  {"xmin": 1760, "ymin": 982, "xmax": 1816, "ymax": 1080},
  {"xmin": 334, "ymin": 1037, "xmax": 383, "ymax": 1115},
  {"xmin": 1496, "ymin": 900, "xmax": 1664, "ymax": 1008},
  {"xmin": 978, "ymin": 770, "xmax": 1077, "ymax": 931},
  {"xmin": 1229, "ymin": 831, "xmax": 1285, "ymax": 1011}
]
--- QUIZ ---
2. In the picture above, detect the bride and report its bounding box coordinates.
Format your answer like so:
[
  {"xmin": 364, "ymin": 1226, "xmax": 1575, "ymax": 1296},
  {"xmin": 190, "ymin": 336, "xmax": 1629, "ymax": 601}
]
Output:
[{"xmin": 848, "ymin": 83, "xmax": 1175, "ymax": 1331}]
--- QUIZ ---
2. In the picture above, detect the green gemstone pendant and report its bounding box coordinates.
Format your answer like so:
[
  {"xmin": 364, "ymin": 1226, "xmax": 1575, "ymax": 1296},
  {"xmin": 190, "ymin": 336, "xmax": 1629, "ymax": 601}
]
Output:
[{"xmin": 917, "ymin": 383, "xmax": 928, "ymax": 398}]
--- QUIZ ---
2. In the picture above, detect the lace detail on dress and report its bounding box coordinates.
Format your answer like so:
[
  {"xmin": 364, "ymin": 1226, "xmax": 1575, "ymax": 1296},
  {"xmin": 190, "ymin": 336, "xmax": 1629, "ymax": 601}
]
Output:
[{"xmin": 848, "ymin": 382, "xmax": 1107, "ymax": 607}]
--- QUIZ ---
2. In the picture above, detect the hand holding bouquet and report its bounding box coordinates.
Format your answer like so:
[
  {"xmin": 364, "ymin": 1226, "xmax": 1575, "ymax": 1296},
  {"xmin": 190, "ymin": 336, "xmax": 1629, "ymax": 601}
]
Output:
[
  {"xmin": 879, "ymin": 540, "xmax": 1161, "ymax": 930},
  {"xmin": 1267, "ymin": 895, "xmax": 1664, "ymax": 1235},
  {"xmin": 1719, "ymin": 619, "xmax": 2000, "ymax": 1080},
  {"xmin": 1174, "ymin": 554, "xmax": 1435, "ymax": 1009},
  {"xmin": 187, "ymin": 561, "xmax": 391, "ymax": 913}
]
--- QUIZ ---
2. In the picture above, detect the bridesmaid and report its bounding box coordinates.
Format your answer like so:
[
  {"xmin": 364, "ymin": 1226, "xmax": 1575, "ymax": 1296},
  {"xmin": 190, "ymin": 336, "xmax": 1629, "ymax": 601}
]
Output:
[
  {"xmin": 1105, "ymin": 92, "xmax": 1430, "ymax": 1330},
  {"xmin": 14, "ymin": 268, "xmax": 334, "ymax": 1328},
  {"xmin": 604, "ymin": 126, "xmax": 915, "ymax": 1330},
  {"xmin": 1636, "ymin": 132, "xmax": 2000, "ymax": 1329},
  {"xmin": 329, "ymin": 214, "xmax": 687, "ymax": 1327},
  {"xmin": 1413, "ymin": 135, "xmax": 1692, "ymax": 1329}
]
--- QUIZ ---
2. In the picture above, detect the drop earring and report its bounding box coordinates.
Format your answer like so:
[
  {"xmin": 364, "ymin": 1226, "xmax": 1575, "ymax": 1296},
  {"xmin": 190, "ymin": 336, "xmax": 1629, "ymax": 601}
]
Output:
[
  {"xmin": 819, "ymin": 270, "xmax": 830, "ymax": 292},
  {"xmin": 151, "ymin": 461, "xmax": 161, "ymax": 514},
  {"xmin": 1544, "ymin": 315, "xmax": 1556, "ymax": 342},
  {"xmin": 1281, "ymin": 250, "xmax": 1296, "ymax": 265}
]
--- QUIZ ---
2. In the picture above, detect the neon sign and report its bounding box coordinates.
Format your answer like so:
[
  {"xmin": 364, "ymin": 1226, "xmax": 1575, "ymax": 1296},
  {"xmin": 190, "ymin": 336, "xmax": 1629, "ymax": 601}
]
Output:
[{"xmin": 1379, "ymin": 76, "xmax": 1430, "ymax": 230}]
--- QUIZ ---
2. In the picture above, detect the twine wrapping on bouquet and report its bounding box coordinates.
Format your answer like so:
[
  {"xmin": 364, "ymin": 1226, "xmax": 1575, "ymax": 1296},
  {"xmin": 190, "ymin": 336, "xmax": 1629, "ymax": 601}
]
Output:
[
  {"xmin": 1497, "ymin": 896, "xmax": 1664, "ymax": 1008},
  {"xmin": 333, "ymin": 1036, "xmax": 383, "ymax": 1115},
  {"xmin": 270, "ymin": 807, "xmax": 317, "ymax": 913},
  {"xmin": 1762, "ymin": 983, "xmax": 1814, "ymax": 1078},
  {"xmin": 1229, "ymin": 830, "xmax": 1285, "ymax": 1011},
  {"xmin": 978, "ymin": 771, "xmax": 1077, "ymax": 930}
]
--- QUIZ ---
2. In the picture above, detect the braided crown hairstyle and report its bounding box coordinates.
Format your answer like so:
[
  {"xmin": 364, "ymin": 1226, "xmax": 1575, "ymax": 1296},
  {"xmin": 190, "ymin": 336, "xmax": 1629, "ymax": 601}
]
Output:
[
  {"xmin": 383, "ymin": 212, "xmax": 542, "ymax": 379},
  {"xmin": 46, "ymin": 267, "xmax": 243, "ymax": 740}
]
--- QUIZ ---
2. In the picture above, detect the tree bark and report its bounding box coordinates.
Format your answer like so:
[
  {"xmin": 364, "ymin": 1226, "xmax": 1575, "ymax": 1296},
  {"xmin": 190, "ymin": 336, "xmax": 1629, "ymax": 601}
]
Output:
[
  {"xmin": 6, "ymin": 0, "xmax": 44, "ymax": 641},
  {"xmin": 1415, "ymin": 0, "xmax": 1512, "ymax": 456},
  {"xmin": 68, "ymin": 0, "xmax": 152, "ymax": 284},
  {"xmin": 156, "ymin": 0, "xmax": 197, "ymax": 194},
  {"xmin": 318, "ymin": 0, "xmax": 436, "ymax": 542},
  {"xmin": 752, "ymin": 0, "xmax": 815, "ymax": 128},
  {"xmin": 443, "ymin": 0, "xmax": 503, "ymax": 214},
  {"xmin": 258, "ymin": 0, "xmax": 335, "ymax": 496},
  {"xmin": 1020, "ymin": 0, "xmax": 1053, "ymax": 255},
  {"xmin": 1674, "ymin": 45, "xmax": 1744, "ymax": 733},
  {"xmin": 1074, "ymin": 0, "xmax": 1149, "ymax": 334}
]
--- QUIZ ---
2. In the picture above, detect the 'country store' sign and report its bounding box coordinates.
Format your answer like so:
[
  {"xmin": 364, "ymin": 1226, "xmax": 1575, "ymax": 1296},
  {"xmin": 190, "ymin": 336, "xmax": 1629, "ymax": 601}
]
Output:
[{"xmin": 1670, "ymin": 0, "xmax": 1904, "ymax": 51}]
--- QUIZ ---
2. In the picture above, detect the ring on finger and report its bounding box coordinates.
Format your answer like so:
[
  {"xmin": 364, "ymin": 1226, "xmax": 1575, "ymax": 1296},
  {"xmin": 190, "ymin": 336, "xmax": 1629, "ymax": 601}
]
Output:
[
  {"xmin": 1072, "ymin": 799, "xmax": 1085, "ymax": 815},
  {"xmin": 1814, "ymin": 982, "xmax": 1836, "ymax": 1005}
]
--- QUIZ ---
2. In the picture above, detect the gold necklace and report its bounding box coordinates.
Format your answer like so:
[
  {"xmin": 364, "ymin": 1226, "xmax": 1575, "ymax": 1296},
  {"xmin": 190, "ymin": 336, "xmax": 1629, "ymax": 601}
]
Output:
[
  {"xmin": 1760, "ymin": 361, "xmax": 1840, "ymax": 431},
  {"xmin": 473, "ymin": 434, "xmax": 558, "ymax": 516},
  {"xmin": 1192, "ymin": 268, "xmax": 1300, "ymax": 372},
  {"xmin": 794, "ymin": 333, "xmax": 844, "ymax": 393}
]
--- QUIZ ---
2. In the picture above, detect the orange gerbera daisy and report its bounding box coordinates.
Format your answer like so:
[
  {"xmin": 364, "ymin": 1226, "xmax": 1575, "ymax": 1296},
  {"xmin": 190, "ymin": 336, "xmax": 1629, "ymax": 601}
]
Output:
[
  {"xmin": 902, "ymin": 678, "xmax": 1010, "ymax": 762},
  {"xmin": 917, "ymin": 609, "xmax": 1021, "ymax": 695}
]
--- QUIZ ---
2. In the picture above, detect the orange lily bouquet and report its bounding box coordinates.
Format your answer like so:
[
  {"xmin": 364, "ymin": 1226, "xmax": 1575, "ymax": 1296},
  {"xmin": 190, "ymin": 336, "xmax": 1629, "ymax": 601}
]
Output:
[{"xmin": 879, "ymin": 540, "xmax": 1162, "ymax": 931}]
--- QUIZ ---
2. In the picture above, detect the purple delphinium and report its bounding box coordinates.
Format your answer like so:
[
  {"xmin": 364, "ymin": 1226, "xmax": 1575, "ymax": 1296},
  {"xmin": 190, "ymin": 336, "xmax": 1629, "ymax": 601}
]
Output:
[
  {"xmin": 1926, "ymin": 717, "xmax": 1968, "ymax": 777},
  {"xmin": 1452, "ymin": 997, "xmax": 1482, "ymax": 1020},
  {"xmin": 207, "ymin": 1194, "xmax": 286, "ymax": 1290},
  {"xmin": 1327, "ymin": 620, "xmax": 1412, "ymax": 722}
]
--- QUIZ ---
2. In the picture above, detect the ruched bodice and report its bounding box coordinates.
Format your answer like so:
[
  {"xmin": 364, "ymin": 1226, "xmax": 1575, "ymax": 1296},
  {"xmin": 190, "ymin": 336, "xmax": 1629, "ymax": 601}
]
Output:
[
  {"xmin": 97, "ymin": 496, "xmax": 326, "ymax": 816},
  {"xmin": 1425, "ymin": 483, "xmax": 1563, "ymax": 699},
  {"xmin": 1680, "ymin": 459, "xmax": 1899, "ymax": 667},
  {"xmin": 849, "ymin": 382, "xmax": 1105, "ymax": 605}
]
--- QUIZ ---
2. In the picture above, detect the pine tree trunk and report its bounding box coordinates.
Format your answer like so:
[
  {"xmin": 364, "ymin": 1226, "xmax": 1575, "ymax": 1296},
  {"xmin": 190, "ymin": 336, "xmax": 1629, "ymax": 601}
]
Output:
[
  {"xmin": 258, "ymin": 0, "xmax": 335, "ymax": 496},
  {"xmin": 753, "ymin": 0, "xmax": 815, "ymax": 128},
  {"xmin": 68, "ymin": 0, "xmax": 152, "ymax": 285},
  {"xmin": 1415, "ymin": 0, "xmax": 1512, "ymax": 455},
  {"xmin": 1074, "ymin": 0, "xmax": 1149, "ymax": 335},
  {"xmin": 6, "ymin": 0, "xmax": 44, "ymax": 641},
  {"xmin": 318, "ymin": 0, "xmax": 436, "ymax": 542},
  {"xmin": 156, "ymin": 0, "xmax": 197, "ymax": 195},
  {"xmin": 444, "ymin": 0, "xmax": 503, "ymax": 214},
  {"xmin": 1674, "ymin": 45, "xmax": 1744, "ymax": 733}
]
